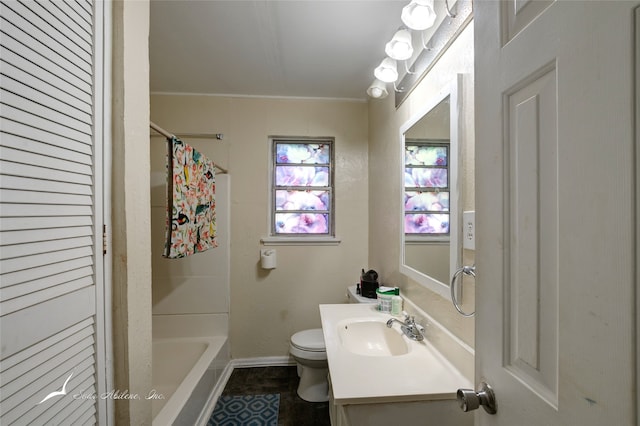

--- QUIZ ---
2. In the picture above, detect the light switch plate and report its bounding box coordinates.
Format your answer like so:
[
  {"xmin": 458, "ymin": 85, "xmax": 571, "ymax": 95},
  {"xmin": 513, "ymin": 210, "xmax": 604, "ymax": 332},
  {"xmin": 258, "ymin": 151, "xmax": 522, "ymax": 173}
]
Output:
[{"xmin": 463, "ymin": 211, "xmax": 475, "ymax": 250}]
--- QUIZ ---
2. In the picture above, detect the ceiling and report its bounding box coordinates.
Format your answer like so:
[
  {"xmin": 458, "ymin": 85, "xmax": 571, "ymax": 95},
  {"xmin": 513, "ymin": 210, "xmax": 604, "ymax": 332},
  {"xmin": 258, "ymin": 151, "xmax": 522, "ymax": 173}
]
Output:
[{"xmin": 149, "ymin": 1, "xmax": 408, "ymax": 100}]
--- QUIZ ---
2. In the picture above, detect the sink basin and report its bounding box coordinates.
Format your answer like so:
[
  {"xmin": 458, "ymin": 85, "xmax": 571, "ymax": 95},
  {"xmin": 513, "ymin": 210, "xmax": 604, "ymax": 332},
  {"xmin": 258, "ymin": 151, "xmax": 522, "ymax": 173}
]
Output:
[
  {"xmin": 321, "ymin": 304, "xmax": 473, "ymax": 404},
  {"xmin": 337, "ymin": 319, "xmax": 409, "ymax": 357}
]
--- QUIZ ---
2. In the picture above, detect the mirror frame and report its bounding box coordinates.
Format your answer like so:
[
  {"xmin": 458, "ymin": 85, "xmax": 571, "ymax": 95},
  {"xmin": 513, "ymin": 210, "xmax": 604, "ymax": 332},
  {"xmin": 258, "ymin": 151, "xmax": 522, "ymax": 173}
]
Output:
[{"xmin": 399, "ymin": 75, "xmax": 463, "ymax": 301}]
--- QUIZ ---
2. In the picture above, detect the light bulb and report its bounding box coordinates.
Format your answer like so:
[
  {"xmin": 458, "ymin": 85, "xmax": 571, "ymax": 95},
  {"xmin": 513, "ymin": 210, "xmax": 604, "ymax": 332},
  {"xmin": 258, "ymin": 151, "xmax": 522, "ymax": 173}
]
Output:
[
  {"xmin": 385, "ymin": 29, "xmax": 414, "ymax": 61},
  {"xmin": 401, "ymin": 0, "xmax": 437, "ymax": 31},
  {"xmin": 366, "ymin": 80, "xmax": 389, "ymax": 99},
  {"xmin": 374, "ymin": 58, "xmax": 398, "ymax": 83}
]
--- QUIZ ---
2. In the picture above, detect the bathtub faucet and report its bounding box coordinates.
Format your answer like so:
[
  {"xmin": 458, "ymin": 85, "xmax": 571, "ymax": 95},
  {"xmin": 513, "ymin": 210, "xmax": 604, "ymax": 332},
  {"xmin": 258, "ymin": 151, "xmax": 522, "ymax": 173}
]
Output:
[{"xmin": 386, "ymin": 313, "xmax": 425, "ymax": 341}]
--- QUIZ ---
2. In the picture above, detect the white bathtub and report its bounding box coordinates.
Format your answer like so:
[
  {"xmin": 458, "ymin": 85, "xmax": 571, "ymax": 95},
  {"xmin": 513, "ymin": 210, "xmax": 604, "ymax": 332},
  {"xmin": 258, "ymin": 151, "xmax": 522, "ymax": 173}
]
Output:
[{"xmin": 152, "ymin": 336, "xmax": 228, "ymax": 426}]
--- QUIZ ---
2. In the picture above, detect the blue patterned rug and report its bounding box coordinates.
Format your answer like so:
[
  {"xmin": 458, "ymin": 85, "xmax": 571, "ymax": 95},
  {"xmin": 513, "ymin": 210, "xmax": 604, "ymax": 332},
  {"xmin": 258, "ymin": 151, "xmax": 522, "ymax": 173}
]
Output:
[{"xmin": 208, "ymin": 394, "xmax": 280, "ymax": 426}]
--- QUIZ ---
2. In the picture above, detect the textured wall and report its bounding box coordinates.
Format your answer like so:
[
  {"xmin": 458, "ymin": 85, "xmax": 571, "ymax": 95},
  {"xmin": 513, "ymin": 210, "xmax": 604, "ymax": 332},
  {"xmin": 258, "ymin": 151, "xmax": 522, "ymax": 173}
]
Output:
[{"xmin": 150, "ymin": 95, "xmax": 369, "ymax": 359}]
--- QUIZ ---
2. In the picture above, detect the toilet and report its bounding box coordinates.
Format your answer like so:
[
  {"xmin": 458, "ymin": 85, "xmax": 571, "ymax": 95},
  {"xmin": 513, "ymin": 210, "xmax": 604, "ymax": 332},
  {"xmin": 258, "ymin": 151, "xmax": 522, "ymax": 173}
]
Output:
[
  {"xmin": 289, "ymin": 328, "xmax": 328, "ymax": 402},
  {"xmin": 289, "ymin": 285, "xmax": 377, "ymax": 402}
]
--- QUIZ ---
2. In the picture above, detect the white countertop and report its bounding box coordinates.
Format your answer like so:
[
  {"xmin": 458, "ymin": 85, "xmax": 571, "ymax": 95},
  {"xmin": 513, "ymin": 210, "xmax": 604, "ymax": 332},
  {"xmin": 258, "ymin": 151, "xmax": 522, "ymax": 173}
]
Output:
[{"xmin": 320, "ymin": 303, "xmax": 472, "ymax": 405}]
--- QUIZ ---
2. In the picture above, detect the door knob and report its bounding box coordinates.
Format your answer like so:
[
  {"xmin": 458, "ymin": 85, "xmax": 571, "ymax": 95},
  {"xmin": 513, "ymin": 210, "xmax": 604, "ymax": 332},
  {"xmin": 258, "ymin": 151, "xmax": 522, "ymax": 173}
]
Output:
[{"xmin": 456, "ymin": 382, "xmax": 497, "ymax": 414}]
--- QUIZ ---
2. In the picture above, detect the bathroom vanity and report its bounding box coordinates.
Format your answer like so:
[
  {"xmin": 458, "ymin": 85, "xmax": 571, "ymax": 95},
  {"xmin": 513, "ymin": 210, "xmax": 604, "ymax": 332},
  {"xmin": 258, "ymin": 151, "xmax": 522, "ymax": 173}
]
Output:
[{"xmin": 320, "ymin": 304, "xmax": 472, "ymax": 426}]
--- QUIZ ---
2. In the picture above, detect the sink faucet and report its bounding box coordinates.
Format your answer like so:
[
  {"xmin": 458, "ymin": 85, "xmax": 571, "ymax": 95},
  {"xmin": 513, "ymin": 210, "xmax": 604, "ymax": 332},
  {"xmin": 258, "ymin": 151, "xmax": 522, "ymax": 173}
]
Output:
[{"xmin": 386, "ymin": 312, "xmax": 425, "ymax": 341}]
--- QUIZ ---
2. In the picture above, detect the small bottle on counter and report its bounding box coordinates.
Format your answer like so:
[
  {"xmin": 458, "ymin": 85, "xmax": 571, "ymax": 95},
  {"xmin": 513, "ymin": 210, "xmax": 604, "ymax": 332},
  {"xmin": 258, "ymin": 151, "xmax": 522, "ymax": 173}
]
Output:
[{"xmin": 391, "ymin": 295, "xmax": 403, "ymax": 316}]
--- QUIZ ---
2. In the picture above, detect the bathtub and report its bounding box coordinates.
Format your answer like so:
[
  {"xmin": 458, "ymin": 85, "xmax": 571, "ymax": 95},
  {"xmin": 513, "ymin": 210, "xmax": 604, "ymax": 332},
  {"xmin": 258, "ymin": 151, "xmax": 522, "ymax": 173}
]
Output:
[{"xmin": 152, "ymin": 336, "xmax": 228, "ymax": 426}]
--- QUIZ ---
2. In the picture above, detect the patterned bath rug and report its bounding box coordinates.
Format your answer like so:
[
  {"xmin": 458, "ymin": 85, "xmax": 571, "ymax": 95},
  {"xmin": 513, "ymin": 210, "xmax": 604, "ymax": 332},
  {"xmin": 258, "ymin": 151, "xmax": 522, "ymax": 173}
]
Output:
[{"xmin": 208, "ymin": 394, "xmax": 280, "ymax": 426}]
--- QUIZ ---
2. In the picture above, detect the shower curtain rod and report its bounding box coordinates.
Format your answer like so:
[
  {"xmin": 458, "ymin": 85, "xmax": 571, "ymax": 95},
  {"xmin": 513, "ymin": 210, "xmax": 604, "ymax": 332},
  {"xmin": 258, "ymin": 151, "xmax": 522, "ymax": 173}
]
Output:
[
  {"xmin": 150, "ymin": 121, "xmax": 224, "ymax": 140},
  {"xmin": 150, "ymin": 121, "xmax": 228, "ymax": 174}
]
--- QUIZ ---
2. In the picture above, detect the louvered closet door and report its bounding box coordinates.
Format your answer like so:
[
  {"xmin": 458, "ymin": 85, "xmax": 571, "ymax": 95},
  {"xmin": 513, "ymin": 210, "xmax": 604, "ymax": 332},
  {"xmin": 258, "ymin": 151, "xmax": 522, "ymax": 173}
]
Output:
[{"xmin": 0, "ymin": 0, "xmax": 108, "ymax": 425}]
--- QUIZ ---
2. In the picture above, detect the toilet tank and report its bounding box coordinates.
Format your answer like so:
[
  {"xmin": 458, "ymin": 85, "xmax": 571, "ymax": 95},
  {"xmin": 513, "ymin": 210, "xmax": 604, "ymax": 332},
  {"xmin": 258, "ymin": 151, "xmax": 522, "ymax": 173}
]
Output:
[{"xmin": 346, "ymin": 285, "xmax": 378, "ymax": 304}]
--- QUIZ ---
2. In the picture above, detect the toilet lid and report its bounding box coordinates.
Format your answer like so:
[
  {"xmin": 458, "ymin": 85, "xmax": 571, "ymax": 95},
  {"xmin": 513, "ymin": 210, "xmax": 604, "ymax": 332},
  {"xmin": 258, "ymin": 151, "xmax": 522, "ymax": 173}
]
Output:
[{"xmin": 291, "ymin": 328, "xmax": 325, "ymax": 352}]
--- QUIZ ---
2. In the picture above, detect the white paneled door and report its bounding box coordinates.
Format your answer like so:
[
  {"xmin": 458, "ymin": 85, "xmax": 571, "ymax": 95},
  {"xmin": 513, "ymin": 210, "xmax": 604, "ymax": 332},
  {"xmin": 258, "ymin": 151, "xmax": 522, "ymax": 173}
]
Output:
[
  {"xmin": 474, "ymin": 1, "xmax": 637, "ymax": 425},
  {"xmin": 0, "ymin": 0, "xmax": 110, "ymax": 424}
]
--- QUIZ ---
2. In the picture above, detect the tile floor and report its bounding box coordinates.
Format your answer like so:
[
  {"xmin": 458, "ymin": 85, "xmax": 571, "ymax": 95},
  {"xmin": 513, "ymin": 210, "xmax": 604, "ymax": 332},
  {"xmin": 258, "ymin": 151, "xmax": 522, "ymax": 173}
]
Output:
[{"xmin": 216, "ymin": 366, "xmax": 331, "ymax": 426}]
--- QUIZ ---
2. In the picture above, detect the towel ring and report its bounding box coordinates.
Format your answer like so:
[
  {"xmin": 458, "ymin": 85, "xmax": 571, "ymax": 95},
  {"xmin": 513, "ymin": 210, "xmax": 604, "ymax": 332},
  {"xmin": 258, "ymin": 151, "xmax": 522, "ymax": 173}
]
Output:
[{"xmin": 450, "ymin": 265, "xmax": 475, "ymax": 317}]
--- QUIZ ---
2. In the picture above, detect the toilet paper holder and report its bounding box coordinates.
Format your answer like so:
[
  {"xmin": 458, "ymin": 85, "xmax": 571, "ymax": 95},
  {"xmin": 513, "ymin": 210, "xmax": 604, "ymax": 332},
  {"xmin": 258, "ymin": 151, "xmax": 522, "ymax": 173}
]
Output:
[{"xmin": 260, "ymin": 249, "xmax": 277, "ymax": 269}]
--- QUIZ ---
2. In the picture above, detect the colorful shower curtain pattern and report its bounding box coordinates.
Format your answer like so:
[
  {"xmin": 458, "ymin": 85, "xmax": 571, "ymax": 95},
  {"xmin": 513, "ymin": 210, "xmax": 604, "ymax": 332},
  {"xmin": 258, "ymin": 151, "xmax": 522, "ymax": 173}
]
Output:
[{"xmin": 164, "ymin": 136, "xmax": 218, "ymax": 258}]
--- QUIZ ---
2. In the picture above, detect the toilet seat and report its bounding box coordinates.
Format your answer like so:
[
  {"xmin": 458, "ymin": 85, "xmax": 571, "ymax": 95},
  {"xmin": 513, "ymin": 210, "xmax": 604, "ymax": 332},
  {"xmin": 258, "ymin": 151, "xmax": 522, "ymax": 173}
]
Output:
[{"xmin": 290, "ymin": 328, "xmax": 325, "ymax": 352}]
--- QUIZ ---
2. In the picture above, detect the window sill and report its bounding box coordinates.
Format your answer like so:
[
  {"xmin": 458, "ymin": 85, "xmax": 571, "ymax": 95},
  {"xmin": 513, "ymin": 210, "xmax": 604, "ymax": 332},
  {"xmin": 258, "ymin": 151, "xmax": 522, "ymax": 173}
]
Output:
[
  {"xmin": 405, "ymin": 236, "xmax": 450, "ymax": 244},
  {"xmin": 261, "ymin": 236, "xmax": 342, "ymax": 246}
]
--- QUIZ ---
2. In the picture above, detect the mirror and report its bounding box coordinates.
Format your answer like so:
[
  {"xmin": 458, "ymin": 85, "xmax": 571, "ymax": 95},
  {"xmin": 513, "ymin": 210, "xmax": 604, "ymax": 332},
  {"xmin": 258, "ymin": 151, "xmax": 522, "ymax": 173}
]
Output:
[{"xmin": 400, "ymin": 77, "xmax": 462, "ymax": 300}]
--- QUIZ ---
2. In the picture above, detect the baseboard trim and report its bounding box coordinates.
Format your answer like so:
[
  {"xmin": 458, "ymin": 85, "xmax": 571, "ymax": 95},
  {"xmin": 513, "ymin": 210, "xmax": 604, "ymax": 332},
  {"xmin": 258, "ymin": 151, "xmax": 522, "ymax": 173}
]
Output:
[
  {"xmin": 231, "ymin": 356, "xmax": 296, "ymax": 368},
  {"xmin": 195, "ymin": 356, "xmax": 296, "ymax": 426}
]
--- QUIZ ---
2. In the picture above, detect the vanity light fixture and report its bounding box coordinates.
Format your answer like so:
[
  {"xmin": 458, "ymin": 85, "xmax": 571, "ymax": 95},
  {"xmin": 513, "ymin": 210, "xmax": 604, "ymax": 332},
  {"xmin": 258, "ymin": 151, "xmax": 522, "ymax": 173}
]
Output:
[
  {"xmin": 374, "ymin": 57, "xmax": 399, "ymax": 83},
  {"xmin": 367, "ymin": 0, "xmax": 458, "ymax": 98},
  {"xmin": 385, "ymin": 29, "xmax": 414, "ymax": 61},
  {"xmin": 366, "ymin": 0, "xmax": 469, "ymax": 101},
  {"xmin": 401, "ymin": 0, "xmax": 437, "ymax": 31},
  {"xmin": 366, "ymin": 79, "xmax": 389, "ymax": 99}
]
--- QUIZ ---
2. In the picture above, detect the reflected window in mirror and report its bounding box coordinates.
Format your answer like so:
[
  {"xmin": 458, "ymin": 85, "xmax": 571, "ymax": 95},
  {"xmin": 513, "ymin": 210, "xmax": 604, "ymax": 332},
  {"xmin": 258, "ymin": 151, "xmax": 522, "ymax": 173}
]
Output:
[{"xmin": 404, "ymin": 140, "xmax": 450, "ymax": 237}]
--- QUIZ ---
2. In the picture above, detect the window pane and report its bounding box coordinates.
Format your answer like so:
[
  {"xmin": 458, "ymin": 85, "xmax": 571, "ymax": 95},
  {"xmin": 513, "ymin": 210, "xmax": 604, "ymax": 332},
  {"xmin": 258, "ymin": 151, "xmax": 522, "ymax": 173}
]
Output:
[
  {"xmin": 275, "ymin": 190, "xmax": 329, "ymax": 211},
  {"xmin": 275, "ymin": 166, "xmax": 329, "ymax": 186},
  {"xmin": 271, "ymin": 138, "xmax": 334, "ymax": 237},
  {"xmin": 404, "ymin": 191, "xmax": 449, "ymax": 212},
  {"xmin": 405, "ymin": 168, "xmax": 448, "ymax": 188},
  {"xmin": 405, "ymin": 145, "xmax": 447, "ymax": 166},
  {"xmin": 405, "ymin": 213, "xmax": 449, "ymax": 234},
  {"xmin": 275, "ymin": 213, "xmax": 329, "ymax": 234},
  {"xmin": 276, "ymin": 143, "xmax": 330, "ymax": 164}
]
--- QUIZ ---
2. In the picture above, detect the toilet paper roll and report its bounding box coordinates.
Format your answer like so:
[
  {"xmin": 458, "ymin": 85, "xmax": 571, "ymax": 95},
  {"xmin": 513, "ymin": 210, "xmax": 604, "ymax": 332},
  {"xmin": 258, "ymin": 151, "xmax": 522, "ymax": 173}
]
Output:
[{"xmin": 261, "ymin": 249, "xmax": 277, "ymax": 269}]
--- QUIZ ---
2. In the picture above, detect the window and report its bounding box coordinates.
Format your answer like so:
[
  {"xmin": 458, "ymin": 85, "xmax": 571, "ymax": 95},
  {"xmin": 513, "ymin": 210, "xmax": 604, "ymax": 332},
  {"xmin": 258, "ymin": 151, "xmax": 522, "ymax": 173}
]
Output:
[
  {"xmin": 271, "ymin": 138, "xmax": 334, "ymax": 237},
  {"xmin": 404, "ymin": 140, "xmax": 450, "ymax": 237}
]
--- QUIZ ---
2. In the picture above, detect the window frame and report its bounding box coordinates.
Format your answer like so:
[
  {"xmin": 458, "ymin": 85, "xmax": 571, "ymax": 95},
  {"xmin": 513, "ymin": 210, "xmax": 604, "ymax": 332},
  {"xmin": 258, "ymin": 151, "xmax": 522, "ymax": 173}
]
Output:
[
  {"xmin": 264, "ymin": 136, "xmax": 338, "ymax": 244},
  {"xmin": 404, "ymin": 138, "xmax": 451, "ymax": 242}
]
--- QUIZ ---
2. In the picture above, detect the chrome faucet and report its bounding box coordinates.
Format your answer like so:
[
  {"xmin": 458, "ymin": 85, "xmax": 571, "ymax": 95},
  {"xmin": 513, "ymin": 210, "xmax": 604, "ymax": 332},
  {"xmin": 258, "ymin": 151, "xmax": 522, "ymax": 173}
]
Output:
[{"xmin": 386, "ymin": 312, "xmax": 425, "ymax": 341}]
